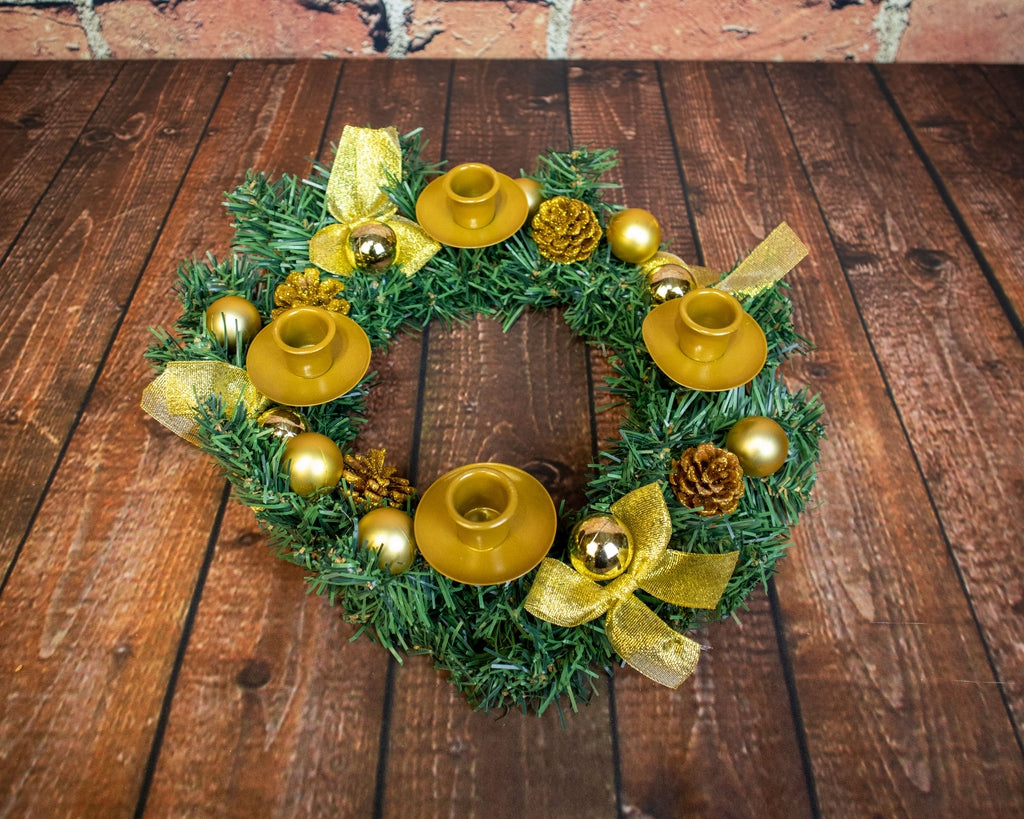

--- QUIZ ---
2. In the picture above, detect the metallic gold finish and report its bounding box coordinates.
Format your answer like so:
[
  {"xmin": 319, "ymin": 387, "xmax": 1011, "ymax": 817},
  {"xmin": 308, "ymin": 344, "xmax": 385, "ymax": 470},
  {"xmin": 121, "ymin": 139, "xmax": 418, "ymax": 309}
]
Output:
[
  {"xmin": 725, "ymin": 416, "xmax": 789, "ymax": 477},
  {"xmin": 524, "ymin": 483, "xmax": 739, "ymax": 688},
  {"xmin": 272, "ymin": 268, "xmax": 349, "ymax": 319},
  {"xmin": 307, "ymin": 125, "xmax": 440, "ymax": 278},
  {"xmin": 642, "ymin": 289, "xmax": 767, "ymax": 392},
  {"xmin": 716, "ymin": 222, "xmax": 808, "ymax": 299},
  {"xmin": 204, "ymin": 295, "xmax": 262, "ymax": 353},
  {"xmin": 415, "ymin": 168, "xmax": 529, "ymax": 249},
  {"xmin": 359, "ymin": 507, "xmax": 417, "ymax": 574},
  {"xmin": 257, "ymin": 406, "xmax": 309, "ymax": 439},
  {"xmin": 606, "ymin": 208, "xmax": 661, "ymax": 264},
  {"xmin": 569, "ymin": 514, "xmax": 633, "ymax": 581},
  {"xmin": 141, "ymin": 361, "xmax": 268, "ymax": 447},
  {"xmin": 349, "ymin": 221, "xmax": 397, "ymax": 271},
  {"xmin": 514, "ymin": 177, "xmax": 544, "ymax": 217},
  {"xmin": 531, "ymin": 196, "xmax": 602, "ymax": 264},
  {"xmin": 246, "ymin": 306, "xmax": 371, "ymax": 407},
  {"xmin": 282, "ymin": 432, "xmax": 344, "ymax": 496},
  {"xmin": 414, "ymin": 462, "xmax": 556, "ymax": 585},
  {"xmin": 648, "ymin": 264, "xmax": 695, "ymax": 303}
]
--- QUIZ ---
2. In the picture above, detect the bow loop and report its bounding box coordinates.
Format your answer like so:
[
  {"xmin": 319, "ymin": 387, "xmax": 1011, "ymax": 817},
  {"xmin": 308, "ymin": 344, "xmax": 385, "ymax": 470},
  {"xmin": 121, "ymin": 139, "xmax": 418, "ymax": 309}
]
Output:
[
  {"xmin": 524, "ymin": 482, "xmax": 738, "ymax": 688},
  {"xmin": 309, "ymin": 125, "xmax": 440, "ymax": 278},
  {"xmin": 324, "ymin": 125, "xmax": 402, "ymax": 223},
  {"xmin": 141, "ymin": 361, "xmax": 268, "ymax": 446}
]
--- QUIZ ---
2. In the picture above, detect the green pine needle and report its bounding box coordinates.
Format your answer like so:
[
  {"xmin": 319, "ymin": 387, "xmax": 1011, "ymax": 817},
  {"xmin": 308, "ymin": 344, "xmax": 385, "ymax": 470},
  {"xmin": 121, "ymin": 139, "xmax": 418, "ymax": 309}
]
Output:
[{"xmin": 147, "ymin": 133, "xmax": 825, "ymax": 715}]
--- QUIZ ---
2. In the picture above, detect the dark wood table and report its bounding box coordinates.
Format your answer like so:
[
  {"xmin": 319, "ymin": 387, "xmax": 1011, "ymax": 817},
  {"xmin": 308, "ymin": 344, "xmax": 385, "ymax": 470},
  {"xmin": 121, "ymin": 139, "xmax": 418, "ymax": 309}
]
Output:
[{"xmin": 1, "ymin": 59, "xmax": 1023, "ymax": 817}]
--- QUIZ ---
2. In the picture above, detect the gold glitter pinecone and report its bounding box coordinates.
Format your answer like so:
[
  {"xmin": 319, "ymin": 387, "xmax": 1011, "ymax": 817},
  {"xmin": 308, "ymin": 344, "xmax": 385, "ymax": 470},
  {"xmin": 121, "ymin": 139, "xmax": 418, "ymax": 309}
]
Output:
[
  {"xmin": 272, "ymin": 267, "xmax": 350, "ymax": 319},
  {"xmin": 341, "ymin": 448, "xmax": 415, "ymax": 509},
  {"xmin": 669, "ymin": 442, "xmax": 745, "ymax": 517},
  {"xmin": 531, "ymin": 196, "xmax": 603, "ymax": 264}
]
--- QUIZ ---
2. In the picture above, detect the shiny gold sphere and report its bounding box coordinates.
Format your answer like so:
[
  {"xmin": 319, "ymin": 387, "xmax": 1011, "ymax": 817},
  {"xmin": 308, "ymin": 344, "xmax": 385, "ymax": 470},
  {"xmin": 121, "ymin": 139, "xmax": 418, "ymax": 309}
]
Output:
[
  {"xmin": 648, "ymin": 264, "xmax": 696, "ymax": 303},
  {"xmin": 257, "ymin": 406, "xmax": 309, "ymax": 440},
  {"xmin": 205, "ymin": 295, "xmax": 262, "ymax": 353},
  {"xmin": 514, "ymin": 177, "xmax": 544, "ymax": 217},
  {"xmin": 359, "ymin": 507, "xmax": 417, "ymax": 574},
  {"xmin": 282, "ymin": 432, "xmax": 344, "ymax": 496},
  {"xmin": 725, "ymin": 416, "xmax": 789, "ymax": 477},
  {"xmin": 349, "ymin": 221, "xmax": 397, "ymax": 271},
  {"xmin": 569, "ymin": 514, "xmax": 633, "ymax": 581},
  {"xmin": 606, "ymin": 208, "xmax": 661, "ymax": 264}
]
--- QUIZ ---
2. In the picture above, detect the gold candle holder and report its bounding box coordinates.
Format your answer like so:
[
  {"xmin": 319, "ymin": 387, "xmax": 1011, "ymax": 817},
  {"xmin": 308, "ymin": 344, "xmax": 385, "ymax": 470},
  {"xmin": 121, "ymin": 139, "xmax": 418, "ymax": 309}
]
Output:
[
  {"xmin": 674, "ymin": 288, "xmax": 743, "ymax": 363},
  {"xmin": 413, "ymin": 462, "xmax": 557, "ymax": 586},
  {"xmin": 272, "ymin": 307, "xmax": 338, "ymax": 378},
  {"xmin": 442, "ymin": 162, "xmax": 501, "ymax": 229},
  {"xmin": 445, "ymin": 466, "xmax": 518, "ymax": 550}
]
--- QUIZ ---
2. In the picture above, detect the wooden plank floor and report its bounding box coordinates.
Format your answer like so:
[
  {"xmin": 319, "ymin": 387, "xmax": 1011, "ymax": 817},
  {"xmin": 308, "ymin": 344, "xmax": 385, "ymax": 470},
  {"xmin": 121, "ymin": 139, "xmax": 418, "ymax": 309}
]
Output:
[{"xmin": 1, "ymin": 60, "xmax": 1022, "ymax": 817}]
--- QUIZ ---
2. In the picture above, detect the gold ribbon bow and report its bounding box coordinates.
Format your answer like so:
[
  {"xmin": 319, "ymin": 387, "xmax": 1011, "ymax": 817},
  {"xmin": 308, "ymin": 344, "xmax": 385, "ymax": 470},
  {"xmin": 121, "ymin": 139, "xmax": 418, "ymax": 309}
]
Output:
[
  {"xmin": 308, "ymin": 125, "xmax": 440, "ymax": 277},
  {"xmin": 524, "ymin": 483, "xmax": 738, "ymax": 688},
  {"xmin": 141, "ymin": 361, "xmax": 268, "ymax": 446},
  {"xmin": 640, "ymin": 222, "xmax": 808, "ymax": 300}
]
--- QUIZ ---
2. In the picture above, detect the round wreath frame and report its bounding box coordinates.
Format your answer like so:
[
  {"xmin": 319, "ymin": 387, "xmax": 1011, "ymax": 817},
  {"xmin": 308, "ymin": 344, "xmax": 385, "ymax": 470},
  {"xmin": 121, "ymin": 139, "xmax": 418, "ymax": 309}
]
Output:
[{"xmin": 145, "ymin": 129, "xmax": 825, "ymax": 715}]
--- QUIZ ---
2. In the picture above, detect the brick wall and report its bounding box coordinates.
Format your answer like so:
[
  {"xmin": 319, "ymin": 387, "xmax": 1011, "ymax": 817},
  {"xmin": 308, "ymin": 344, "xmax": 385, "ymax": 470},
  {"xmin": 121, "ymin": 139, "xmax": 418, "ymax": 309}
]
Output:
[{"xmin": 1, "ymin": 0, "xmax": 1022, "ymax": 62}]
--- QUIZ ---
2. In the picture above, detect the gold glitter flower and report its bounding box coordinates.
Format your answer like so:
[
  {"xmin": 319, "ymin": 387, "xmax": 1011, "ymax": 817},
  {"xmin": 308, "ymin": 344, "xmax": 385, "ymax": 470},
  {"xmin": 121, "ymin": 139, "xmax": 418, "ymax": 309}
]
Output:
[{"xmin": 272, "ymin": 268, "xmax": 350, "ymax": 319}]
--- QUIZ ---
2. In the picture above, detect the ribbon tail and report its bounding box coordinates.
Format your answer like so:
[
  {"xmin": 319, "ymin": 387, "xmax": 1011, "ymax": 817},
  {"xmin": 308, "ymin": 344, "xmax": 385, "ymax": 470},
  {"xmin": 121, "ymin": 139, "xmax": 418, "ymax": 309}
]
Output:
[
  {"xmin": 715, "ymin": 222, "xmax": 808, "ymax": 299},
  {"xmin": 640, "ymin": 550, "xmax": 739, "ymax": 609},
  {"xmin": 524, "ymin": 558, "xmax": 611, "ymax": 628},
  {"xmin": 606, "ymin": 596, "xmax": 702, "ymax": 688}
]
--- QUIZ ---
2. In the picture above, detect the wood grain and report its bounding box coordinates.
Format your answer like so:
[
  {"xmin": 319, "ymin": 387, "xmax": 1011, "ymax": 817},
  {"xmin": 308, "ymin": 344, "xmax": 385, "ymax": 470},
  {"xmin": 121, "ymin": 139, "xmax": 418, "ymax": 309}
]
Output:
[
  {"xmin": 982, "ymin": 65, "xmax": 1024, "ymax": 125},
  {"xmin": 142, "ymin": 58, "xmax": 455, "ymax": 818},
  {"xmin": 2, "ymin": 59, "xmax": 1022, "ymax": 819},
  {"xmin": 754, "ymin": 61, "xmax": 1024, "ymax": 811},
  {"xmin": 0, "ymin": 61, "xmax": 232, "ymax": 573},
  {"xmin": 379, "ymin": 60, "xmax": 618, "ymax": 818},
  {"xmin": 568, "ymin": 61, "xmax": 815, "ymax": 817},
  {"xmin": 878, "ymin": 64, "xmax": 1024, "ymax": 328},
  {"xmin": 0, "ymin": 60, "xmax": 338, "ymax": 816},
  {"xmin": 0, "ymin": 61, "xmax": 119, "ymax": 260}
]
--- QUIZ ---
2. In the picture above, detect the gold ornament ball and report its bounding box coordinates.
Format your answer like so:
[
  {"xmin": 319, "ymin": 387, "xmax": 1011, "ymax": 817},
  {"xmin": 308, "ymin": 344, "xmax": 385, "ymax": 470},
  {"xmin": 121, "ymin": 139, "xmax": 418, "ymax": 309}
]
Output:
[
  {"xmin": 205, "ymin": 295, "xmax": 262, "ymax": 353},
  {"xmin": 607, "ymin": 208, "xmax": 661, "ymax": 264},
  {"xmin": 514, "ymin": 177, "xmax": 544, "ymax": 217},
  {"xmin": 359, "ymin": 507, "xmax": 417, "ymax": 574},
  {"xmin": 257, "ymin": 406, "xmax": 309, "ymax": 440},
  {"xmin": 282, "ymin": 432, "xmax": 344, "ymax": 496},
  {"xmin": 648, "ymin": 264, "xmax": 696, "ymax": 303},
  {"xmin": 725, "ymin": 416, "xmax": 789, "ymax": 478},
  {"xmin": 569, "ymin": 514, "xmax": 634, "ymax": 581},
  {"xmin": 349, "ymin": 221, "xmax": 397, "ymax": 271}
]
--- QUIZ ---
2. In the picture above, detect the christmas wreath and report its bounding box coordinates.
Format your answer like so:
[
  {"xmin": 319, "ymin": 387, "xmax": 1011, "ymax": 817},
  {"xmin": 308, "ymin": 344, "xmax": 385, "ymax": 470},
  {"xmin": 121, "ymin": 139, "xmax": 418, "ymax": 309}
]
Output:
[{"xmin": 143, "ymin": 126, "xmax": 824, "ymax": 716}]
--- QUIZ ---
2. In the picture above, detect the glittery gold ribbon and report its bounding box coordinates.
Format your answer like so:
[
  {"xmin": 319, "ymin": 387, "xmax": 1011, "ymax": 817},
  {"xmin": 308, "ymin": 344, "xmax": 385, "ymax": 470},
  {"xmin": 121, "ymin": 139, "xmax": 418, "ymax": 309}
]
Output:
[
  {"xmin": 640, "ymin": 223, "xmax": 807, "ymax": 300},
  {"xmin": 308, "ymin": 125, "xmax": 440, "ymax": 277},
  {"xmin": 141, "ymin": 361, "xmax": 269, "ymax": 446},
  {"xmin": 524, "ymin": 483, "xmax": 739, "ymax": 688},
  {"xmin": 716, "ymin": 222, "xmax": 807, "ymax": 299}
]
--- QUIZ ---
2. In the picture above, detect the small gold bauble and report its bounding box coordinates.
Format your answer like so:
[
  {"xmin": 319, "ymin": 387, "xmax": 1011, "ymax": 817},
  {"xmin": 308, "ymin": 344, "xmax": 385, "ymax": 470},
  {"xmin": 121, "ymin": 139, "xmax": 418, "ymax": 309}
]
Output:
[
  {"xmin": 257, "ymin": 406, "xmax": 309, "ymax": 440},
  {"xmin": 282, "ymin": 432, "xmax": 344, "ymax": 496},
  {"xmin": 606, "ymin": 208, "xmax": 661, "ymax": 264},
  {"xmin": 359, "ymin": 507, "xmax": 417, "ymax": 574},
  {"xmin": 725, "ymin": 416, "xmax": 789, "ymax": 478},
  {"xmin": 648, "ymin": 264, "xmax": 696, "ymax": 303},
  {"xmin": 349, "ymin": 221, "xmax": 397, "ymax": 272},
  {"xmin": 514, "ymin": 177, "xmax": 544, "ymax": 217},
  {"xmin": 205, "ymin": 295, "xmax": 262, "ymax": 353},
  {"xmin": 569, "ymin": 514, "xmax": 633, "ymax": 581}
]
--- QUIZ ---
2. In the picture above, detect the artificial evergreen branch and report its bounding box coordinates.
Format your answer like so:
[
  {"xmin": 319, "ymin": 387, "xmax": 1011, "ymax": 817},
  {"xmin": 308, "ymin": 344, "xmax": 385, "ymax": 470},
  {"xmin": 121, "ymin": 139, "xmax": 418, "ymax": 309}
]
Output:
[{"xmin": 147, "ymin": 132, "xmax": 825, "ymax": 714}]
